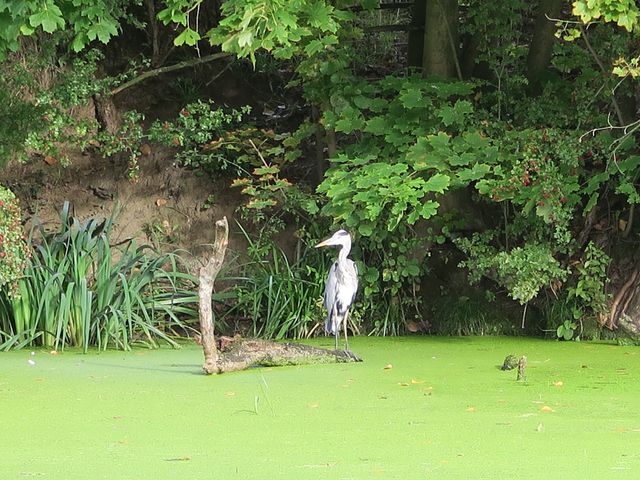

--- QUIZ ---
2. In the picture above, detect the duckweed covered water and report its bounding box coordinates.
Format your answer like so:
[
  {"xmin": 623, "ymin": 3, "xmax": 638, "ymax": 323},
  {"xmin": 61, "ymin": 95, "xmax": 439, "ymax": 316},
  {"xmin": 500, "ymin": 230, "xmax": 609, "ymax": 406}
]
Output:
[{"xmin": 1, "ymin": 336, "xmax": 639, "ymax": 479}]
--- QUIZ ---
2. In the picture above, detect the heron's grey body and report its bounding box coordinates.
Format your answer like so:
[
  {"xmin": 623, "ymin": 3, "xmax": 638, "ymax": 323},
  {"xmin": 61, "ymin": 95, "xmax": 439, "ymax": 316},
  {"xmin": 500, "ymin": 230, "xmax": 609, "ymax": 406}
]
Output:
[{"xmin": 315, "ymin": 230, "xmax": 358, "ymax": 351}]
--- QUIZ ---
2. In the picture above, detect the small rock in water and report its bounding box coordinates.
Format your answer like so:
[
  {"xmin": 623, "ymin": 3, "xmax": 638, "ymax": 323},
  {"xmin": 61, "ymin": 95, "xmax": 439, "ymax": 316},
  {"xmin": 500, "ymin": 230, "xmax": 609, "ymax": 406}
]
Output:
[{"xmin": 501, "ymin": 354, "xmax": 518, "ymax": 370}]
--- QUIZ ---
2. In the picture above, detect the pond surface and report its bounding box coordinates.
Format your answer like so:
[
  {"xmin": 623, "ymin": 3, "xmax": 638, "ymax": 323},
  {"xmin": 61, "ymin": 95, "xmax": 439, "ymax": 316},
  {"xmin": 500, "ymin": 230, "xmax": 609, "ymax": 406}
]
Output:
[{"xmin": 1, "ymin": 336, "xmax": 639, "ymax": 479}]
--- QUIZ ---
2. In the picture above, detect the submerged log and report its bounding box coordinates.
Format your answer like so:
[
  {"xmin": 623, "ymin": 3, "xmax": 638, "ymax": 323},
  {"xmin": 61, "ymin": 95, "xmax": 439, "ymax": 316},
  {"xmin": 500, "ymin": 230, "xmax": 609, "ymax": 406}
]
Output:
[{"xmin": 198, "ymin": 217, "xmax": 361, "ymax": 375}]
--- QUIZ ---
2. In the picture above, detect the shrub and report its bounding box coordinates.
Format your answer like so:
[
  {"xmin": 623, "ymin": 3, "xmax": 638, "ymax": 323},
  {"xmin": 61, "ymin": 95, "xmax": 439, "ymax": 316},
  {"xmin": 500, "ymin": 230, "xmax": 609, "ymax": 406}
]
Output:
[{"xmin": 0, "ymin": 187, "xmax": 30, "ymax": 298}]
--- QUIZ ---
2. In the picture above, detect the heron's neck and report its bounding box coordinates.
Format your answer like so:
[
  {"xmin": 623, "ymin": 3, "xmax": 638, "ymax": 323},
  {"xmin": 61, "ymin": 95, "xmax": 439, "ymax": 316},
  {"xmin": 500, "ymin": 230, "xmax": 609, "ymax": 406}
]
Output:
[{"xmin": 338, "ymin": 241, "xmax": 351, "ymax": 263}]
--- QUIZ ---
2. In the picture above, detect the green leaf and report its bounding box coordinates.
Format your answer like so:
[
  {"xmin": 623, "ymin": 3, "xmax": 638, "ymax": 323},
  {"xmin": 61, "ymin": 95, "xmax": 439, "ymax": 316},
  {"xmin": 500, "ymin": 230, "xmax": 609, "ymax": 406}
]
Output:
[
  {"xmin": 399, "ymin": 88, "xmax": 423, "ymax": 108},
  {"xmin": 236, "ymin": 29, "xmax": 253, "ymax": 48},
  {"xmin": 617, "ymin": 155, "xmax": 640, "ymax": 173},
  {"xmin": 584, "ymin": 192, "xmax": 599, "ymax": 213},
  {"xmin": 173, "ymin": 27, "xmax": 201, "ymax": 47},
  {"xmin": 71, "ymin": 33, "xmax": 88, "ymax": 52},
  {"xmin": 364, "ymin": 116, "xmax": 386, "ymax": 135},
  {"xmin": 86, "ymin": 19, "xmax": 119, "ymax": 44},
  {"xmin": 419, "ymin": 200, "xmax": 439, "ymax": 220},
  {"xmin": 368, "ymin": 98, "xmax": 388, "ymax": 113},
  {"xmin": 423, "ymin": 173, "xmax": 450, "ymax": 194},
  {"xmin": 457, "ymin": 163, "xmax": 491, "ymax": 182},
  {"xmin": 358, "ymin": 222, "xmax": 374, "ymax": 237},
  {"xmin": 306, "ymin": 1, "xmax": 334, "ymax": 31},
  {"xmin": 353, "ymin": 95, "xmax": 371, "ymax": 109},
  {"xmin": 304, "ymin": 39, "xmax": 324, "ymax": 56},
  {"xmin": 29, "ymin": 3, "xmax": 65, "ymax": 33},
  {"xmin": 19, "ymin": 24, "xmax": 34, "ymax": 35}
]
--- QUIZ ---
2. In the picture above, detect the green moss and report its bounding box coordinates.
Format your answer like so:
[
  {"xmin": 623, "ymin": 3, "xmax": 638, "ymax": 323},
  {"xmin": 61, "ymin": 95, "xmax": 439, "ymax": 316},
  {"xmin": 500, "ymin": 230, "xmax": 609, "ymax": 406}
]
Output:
[{"xmin": 1, "ymin": 337, "xmax": 639, "ymax": 479}]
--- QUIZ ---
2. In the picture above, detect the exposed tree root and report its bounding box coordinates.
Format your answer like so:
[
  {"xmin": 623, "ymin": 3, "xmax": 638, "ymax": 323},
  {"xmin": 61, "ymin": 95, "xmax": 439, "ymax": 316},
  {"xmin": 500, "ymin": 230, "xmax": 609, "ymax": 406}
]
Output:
[{"xmin": 608, "ymin": 267, "xmax": 639, "ymax": 329}]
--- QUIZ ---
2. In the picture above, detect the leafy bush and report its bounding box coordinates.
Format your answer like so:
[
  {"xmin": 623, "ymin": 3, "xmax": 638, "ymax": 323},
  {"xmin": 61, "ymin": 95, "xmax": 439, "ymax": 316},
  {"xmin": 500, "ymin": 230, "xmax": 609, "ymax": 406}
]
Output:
[
  {"xmin": 0, "ymin": 202, "xmax": 199, "ymax": 351},
  {"xmin": 0, "ymin": 187, "xmax": 30, "ymax": 298},
  {"xmin": 456, "ymin": 234, "xmax": 568, "ymax": 305},
  {"xmin": 147, "ymin": 100, "xmax": 252, "ymax": 173}
]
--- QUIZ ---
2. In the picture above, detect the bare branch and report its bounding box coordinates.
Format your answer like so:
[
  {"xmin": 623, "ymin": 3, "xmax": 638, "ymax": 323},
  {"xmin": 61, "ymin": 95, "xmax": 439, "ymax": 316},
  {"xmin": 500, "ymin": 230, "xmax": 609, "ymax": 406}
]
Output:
[{"xmin": 110, "ymin": 52, "xmax": 233, "ymax": 97}]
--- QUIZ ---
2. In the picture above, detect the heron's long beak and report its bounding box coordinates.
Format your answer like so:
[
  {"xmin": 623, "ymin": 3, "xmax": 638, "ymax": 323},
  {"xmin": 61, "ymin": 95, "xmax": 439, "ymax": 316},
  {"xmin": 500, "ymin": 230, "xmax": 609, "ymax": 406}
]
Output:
[{"xmin": 315, "ymin": 238, "xmax": 331, "ymax": 248}]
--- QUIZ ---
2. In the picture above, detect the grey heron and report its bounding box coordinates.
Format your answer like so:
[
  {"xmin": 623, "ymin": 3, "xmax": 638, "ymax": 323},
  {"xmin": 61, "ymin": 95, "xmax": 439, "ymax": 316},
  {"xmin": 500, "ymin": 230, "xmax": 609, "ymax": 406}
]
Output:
[{"xmin": 315, "ymin": 229, "xmax": 358, "ymax": 352}]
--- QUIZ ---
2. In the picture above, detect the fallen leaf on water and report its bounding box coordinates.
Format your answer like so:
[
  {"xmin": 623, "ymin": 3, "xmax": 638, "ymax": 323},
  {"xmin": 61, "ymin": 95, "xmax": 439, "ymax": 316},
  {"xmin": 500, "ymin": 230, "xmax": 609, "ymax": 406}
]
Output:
[
  {"xmin": 411, "ymin": 379, "xmax": 424, "ymax": 384},
  {"xmin": 308, "ymin": 403, "xmax": 319, "ymax": 409},
  {"xmin": 383, "ymin": 364, "xmax": 392, "ymax": 370},
  {"xmin": 536, "ymin": 423, "xmax": 544, "ymax": 432},
  {"xmin": 552, "ymin": 380, "xmax": 564, "ymax": 387},
  {"xmin": 540, "ymin": 405, "xmax": 554, "ymax": 413},
  {"xmin": 398, "ymin": 382, "xmax": 410, "ymax": 387},
  {"xmin": 224, "ymin": 391, "xmax": 236, "ymax": 397},
  {"xmin": 50, "ymin": 350, "xmax": 58, "ymax": 355},
  {"xmin": 164, "ymin": 456, "xmax": 191, "ymax": 462},
  {"xmin": 466, "ymin": 406, "xmax": 476, "ymax": 412}
]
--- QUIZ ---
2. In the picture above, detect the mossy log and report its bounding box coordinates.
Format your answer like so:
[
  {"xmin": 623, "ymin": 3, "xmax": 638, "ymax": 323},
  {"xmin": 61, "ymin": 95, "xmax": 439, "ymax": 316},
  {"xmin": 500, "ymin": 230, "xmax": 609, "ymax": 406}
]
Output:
[
  {"xmin": 207, "ymin": 337, "xmax": 360, "ymax": 374},
  {"xmin": 198, "ymin": 217, "xmax": 361, "ymax": 375}
]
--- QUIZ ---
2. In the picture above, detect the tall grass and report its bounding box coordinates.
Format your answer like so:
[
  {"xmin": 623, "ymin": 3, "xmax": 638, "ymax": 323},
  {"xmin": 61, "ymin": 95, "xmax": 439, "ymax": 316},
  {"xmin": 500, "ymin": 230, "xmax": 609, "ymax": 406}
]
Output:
[
  {"xmin": 234, "ymin": 227, "xmax": 329, "ymax": 340},
  {"xmin": 0, "ymin": 202, "xmax": 200, "ymax": 351}
]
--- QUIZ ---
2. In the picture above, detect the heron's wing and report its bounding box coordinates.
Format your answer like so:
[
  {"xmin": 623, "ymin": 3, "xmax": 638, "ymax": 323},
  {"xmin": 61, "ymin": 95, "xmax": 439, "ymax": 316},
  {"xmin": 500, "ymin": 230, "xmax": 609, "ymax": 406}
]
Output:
[
  {"xmin": 348, "ymin": 259, "xmax": 358, "ymax": 304},
  {"xmin": 324, "ymin": 261, "xmax": 338, "ymax": 311}
]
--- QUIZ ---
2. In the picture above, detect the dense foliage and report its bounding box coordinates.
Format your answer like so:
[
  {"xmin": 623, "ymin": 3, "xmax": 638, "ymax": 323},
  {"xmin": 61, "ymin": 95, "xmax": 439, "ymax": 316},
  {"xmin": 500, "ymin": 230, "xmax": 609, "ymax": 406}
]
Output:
[{"xmin": 2, "ymin": 0, "xmax": 640, "ymax": 342}]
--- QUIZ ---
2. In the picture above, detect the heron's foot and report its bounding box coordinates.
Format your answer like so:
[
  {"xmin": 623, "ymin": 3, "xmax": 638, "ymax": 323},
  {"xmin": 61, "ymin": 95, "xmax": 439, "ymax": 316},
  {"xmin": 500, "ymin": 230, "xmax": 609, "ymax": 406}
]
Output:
[{"xmin": 343, "ymin": 349, "xmax": 362, "ymax": 362}]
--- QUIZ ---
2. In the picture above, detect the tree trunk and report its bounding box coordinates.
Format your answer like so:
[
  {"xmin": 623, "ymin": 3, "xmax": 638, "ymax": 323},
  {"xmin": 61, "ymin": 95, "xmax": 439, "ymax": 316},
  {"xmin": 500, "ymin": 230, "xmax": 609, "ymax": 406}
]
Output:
[
  {"xmin": 144, "ymin": 0, "xmax": 161, "ymax": 67},
  {"xmin": 526, "ymin": 0, "xmax": 562, "ymax": 93},
  {"xmin": 422, "ymin": 0, "xmax": 460, "ymax": 79},
  {"xmin": 311, "ymin": 105, "xmax": 329, "ymax": 185},
  {"xmin": 92, "ymin": 94, "xmax": 120, "ymax": 134},
  {"xmin": 198, "ymin": 217, "xmax": 362, "ymax": 375},
  {"xmin": 408, "ymin": 0, "xmax": 426, "ymax": 70}
]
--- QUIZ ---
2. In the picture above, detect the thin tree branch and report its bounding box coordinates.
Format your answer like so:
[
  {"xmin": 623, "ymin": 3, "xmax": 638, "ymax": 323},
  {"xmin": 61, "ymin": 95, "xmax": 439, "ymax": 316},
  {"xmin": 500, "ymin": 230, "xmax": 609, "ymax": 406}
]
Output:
[
  {"xmin": 580, "ymin": 25, "xmax": 625, "ymax": 126},
  {"xmin": 110, "ymin": 52, "xmax": 233, "ymax": 96}
]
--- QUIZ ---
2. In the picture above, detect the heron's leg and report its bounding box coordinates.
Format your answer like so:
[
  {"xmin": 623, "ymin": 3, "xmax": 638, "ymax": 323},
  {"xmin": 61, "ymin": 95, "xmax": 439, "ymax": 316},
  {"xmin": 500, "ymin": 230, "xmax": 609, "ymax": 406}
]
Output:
[
  {"xmin": 343, "ymin": 310, "xmax": 350, "ymax": 351},
  {"xmin": 331, "ymin": 304, "xmax": 339, "ymax": 350}
]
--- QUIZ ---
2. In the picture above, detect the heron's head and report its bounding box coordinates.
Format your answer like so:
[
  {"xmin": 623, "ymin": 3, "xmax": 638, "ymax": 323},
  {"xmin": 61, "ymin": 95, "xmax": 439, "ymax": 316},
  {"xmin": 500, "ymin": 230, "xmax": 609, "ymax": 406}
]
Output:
[{"xmin": 315, "ymin": 229, "xmax": 351, "ymax": 249}]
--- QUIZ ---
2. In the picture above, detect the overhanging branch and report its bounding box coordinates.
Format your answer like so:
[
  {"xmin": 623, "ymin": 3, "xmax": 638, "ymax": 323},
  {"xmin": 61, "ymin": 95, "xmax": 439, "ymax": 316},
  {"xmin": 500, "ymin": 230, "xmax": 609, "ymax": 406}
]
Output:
[{"xmin": 110, "ymin": 52, "xmax": 233, "ymax": 97}]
